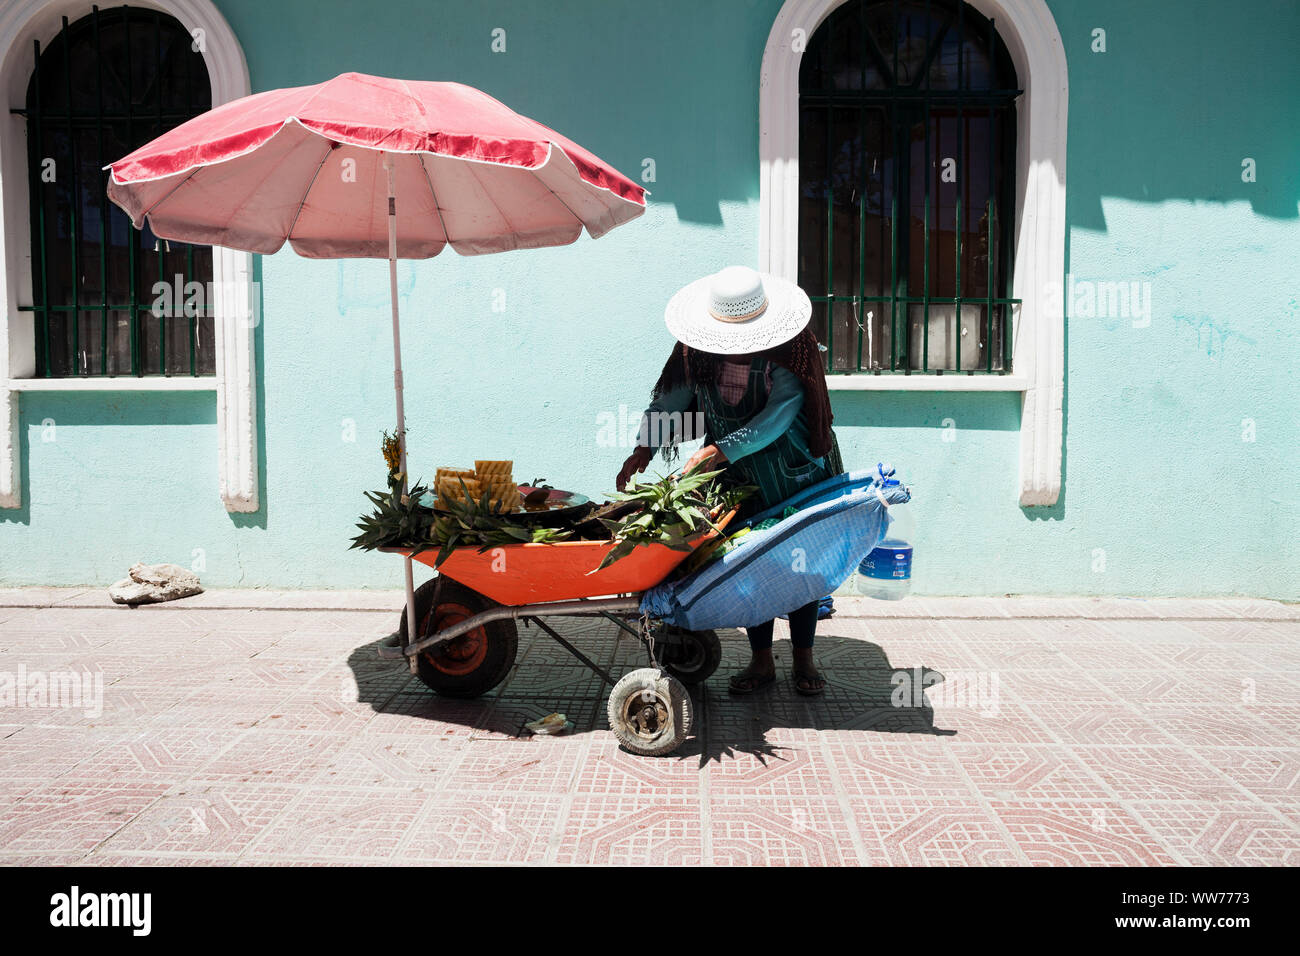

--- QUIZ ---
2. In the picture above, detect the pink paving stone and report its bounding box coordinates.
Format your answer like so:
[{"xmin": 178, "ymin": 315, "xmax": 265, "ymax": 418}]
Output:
[
  {"xmin": 702, "ymin": 737, "xmax": 840, "ymax": 799},
  {"xmin": 850, "ymin": 798, "xmax": 1023, "ymax": 866},
  {"xmin": 313, "ymin": 733, "xmax": 464, "ymax": 789},
  {"xmin": 3, "ymin": 593, "xmax": 1297, "ymax": 865},
  {"xmin": 0, "ymin": 781, "xmax": 169, "ymax": 853},
  {"xmin": 252, "ymin": 689, "xmax": 379, "ymax": 733},
  {"xmin": 94, "ymin": 785, "xmax": 299, "ymax": 855},
  {"xmin": 990, "ymin": 801, "xmax": 1179, "ymax": 866},
  {"xmin": 926, "ymin": 699, "xmax": 1058, "ymax": 745},
  {"xmin": 361, "ymin": 693, "xmax": 492, "ymax": 737},
  {"xmin": 554, "ymin": 795, "xmax": 704, "ymax": 866},
  {"xmin": 1125, "ymin": 801, "xmax": 1300, "ymax": 866},
  {"xmin": 61, "ymin": 728, "xmax": 244, "ymax": 782},
  {"xmin": 1196, "ymin": 748, "xmax": 1300, "ymax": 801},
  {"xmin": 951, "ymin": 744, "xmax": 1115, "ymax": 802},
  {"xmin": 244, "ymin": 786, "xmax": 427, "ymax": 862},
  {"xmin": 1135, "ymin": 706, "xmax": 1291, "ymax": 748},
  {"xmin": 995, "ymin": 669, "xmax": 1118, "ymax": 705},
  {"xmin": 190, "ymin": 729, "xmax": 351, "ymax": 784},
  {"xmin": 1025, "ymin": 702, "xmax": 1174, "ymax": 747},
  {"xmin": 1084, "ymin": 670, "xmax": 1248, "ymax": 706},
  {"xmin": 442, "ymin": 737, "xmax": 590, "ymax": 794},
  {"xmin": 709, "ymin": 799, "xmax": 865, "ymax": 866},
  {"xmin": 824, "ymin": 737, "xmax": 975, "ymax": 799},
  {"xmin": 1076, "ymin": 745, "xmax": 1246, "ymax": 802},
  {"xmin": 398, "ymin": 792, "xmax": 565, "ymax": 863}
]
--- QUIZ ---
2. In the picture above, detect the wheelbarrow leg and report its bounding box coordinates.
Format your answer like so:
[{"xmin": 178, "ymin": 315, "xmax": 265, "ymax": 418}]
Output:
[{"xmin": 526, "ymin": 617, "xmax": 618, "ymax": 688}]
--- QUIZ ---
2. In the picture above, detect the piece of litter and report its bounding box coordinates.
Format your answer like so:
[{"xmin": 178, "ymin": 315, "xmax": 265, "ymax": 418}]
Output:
[{"xmin": 524, "ymin": 712, "xmax": 572, "ymax": 736}]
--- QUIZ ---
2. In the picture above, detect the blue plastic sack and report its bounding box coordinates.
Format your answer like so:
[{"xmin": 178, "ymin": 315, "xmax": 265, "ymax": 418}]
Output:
[{"xmin": 641, "ymin": 466, "xmax": 911, "ymax": 630}]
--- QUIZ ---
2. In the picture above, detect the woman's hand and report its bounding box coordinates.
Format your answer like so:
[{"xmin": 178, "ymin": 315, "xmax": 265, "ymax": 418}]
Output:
[
  {"xmin": 682, "ymin": 443, "xmax": 728, "ymax": 476},
  {"xmin": 616, "ymin": 446, "xmax": 655, "ymax": 491}
]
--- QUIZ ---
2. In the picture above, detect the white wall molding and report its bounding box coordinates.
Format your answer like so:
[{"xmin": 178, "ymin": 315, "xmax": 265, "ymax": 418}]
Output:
[
  {"xmin": 759, "ymin": 0, "xmax": 1068, "ymax": 505},
  {"xmin": 0, "ymin": 0, "xmax": 257, "ymax": 512}
]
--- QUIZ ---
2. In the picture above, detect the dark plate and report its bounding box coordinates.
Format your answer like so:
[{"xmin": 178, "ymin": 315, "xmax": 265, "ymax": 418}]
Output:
[{"xmin": 421, "ymin": 485, "xmax": 595, "ymax": 527}]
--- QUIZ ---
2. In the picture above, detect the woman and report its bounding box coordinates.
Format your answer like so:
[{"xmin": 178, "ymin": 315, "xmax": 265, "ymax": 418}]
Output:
[{"xmin": 616, "ymin": 266, "xmax": 842, "ymax": 696}]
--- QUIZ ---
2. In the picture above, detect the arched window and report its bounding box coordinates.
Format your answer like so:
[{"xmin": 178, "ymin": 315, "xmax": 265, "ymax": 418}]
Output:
[
  {"xmin": 798, "ymin": 0, "xmax": 1019, "ymax": 374},
  {"xmin": 23, "ymin": 6, "xmax": 213, "ymax": 378}
]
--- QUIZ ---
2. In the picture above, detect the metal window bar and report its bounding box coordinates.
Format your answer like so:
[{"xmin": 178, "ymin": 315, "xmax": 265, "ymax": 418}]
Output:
[
  {"xmin": 16, "ymin": 5, "xmax": 213, "ymax": 378},
  {"xmin": 801, "ymin": 0, "xmax": 1021, "ymax": 376}
]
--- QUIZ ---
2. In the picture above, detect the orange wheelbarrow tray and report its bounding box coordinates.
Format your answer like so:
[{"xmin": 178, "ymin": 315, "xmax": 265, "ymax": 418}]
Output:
[{"xmin": 375, "ymin": 508, "xmax": 736, "ymax": 757}]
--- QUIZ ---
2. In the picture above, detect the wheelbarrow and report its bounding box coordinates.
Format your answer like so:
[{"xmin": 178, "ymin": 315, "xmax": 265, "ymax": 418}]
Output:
[{"xmin": 376, "ymin": 508, "xmax": 736, "ymax": 756}]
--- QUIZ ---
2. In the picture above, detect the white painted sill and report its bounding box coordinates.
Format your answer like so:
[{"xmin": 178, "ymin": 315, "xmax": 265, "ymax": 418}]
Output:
[
  {"xmin": 7, "ymin": 377, "xmax": 217, "ymax": 392},
  {"xmin": 826, "ymin": 374, "xmax": 1029, "ymax": 391}
]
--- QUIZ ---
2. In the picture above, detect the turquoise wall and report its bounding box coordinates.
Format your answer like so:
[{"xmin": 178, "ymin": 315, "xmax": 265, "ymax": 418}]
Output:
[{"xmin": 2, "ymin": 0, "xmax": 1297, "ymax": 597}]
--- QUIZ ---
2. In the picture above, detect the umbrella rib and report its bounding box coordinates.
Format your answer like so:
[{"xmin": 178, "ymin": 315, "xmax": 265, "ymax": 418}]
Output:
[
  {"xmin": 461, "ymin": 159, "xmax": 518, "ymax": 240},
  {"xmin": 417, "ymin": 155, "xmax": 453, "ymax": 247},
  {"xmin": 528, "ymin": 163, "xmax": 588, "ymax": 234},
  {"xmin": 136, "ymin": 168, "xmax": 200, "ymax": 224},
  {"xmin": 285, "ymin": 141, "xmax": 337, "ymax": 243}
]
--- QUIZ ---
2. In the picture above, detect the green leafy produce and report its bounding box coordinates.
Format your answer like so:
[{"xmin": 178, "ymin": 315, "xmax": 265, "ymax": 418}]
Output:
[
  {"xmin": 592, "ymin": 462, "xmax": 753, "ymax": 571},
  {"xmin": 350, "ymin": 458, "xmax": 751, "ymax": 572}
]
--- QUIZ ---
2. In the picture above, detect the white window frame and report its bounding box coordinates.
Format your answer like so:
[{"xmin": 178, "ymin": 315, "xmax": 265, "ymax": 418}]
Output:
[
  {"xmin": 760, "ymin": 0, "xmax": 1067, "ymax": 505},
  {"xmin": 0, "ymin": 0, "xmax": 258, "ymax": 512}
]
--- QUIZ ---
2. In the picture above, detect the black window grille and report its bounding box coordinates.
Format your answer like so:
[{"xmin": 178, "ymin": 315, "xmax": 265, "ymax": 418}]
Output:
[
  {"xmin": 799, "ymin": 0, "xmax": 1021, "ymax": 374},
  {"xmin": 18, "ymin": 5, "xmax": 214, "ymax": 378}
]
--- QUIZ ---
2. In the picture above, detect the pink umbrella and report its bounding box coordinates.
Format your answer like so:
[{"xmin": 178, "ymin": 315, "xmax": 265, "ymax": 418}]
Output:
[{"xmin": 106, "ymin": 72, "xmax": 647, "ymax": 653}]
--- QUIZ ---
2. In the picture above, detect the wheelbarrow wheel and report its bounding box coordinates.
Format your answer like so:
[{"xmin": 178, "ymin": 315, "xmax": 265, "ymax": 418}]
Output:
[
  {"xmin": 606, "ymin": 667, "xmax": 693, "ymax": 757},
  {"xmin": 399, "ymin": 577, "xmax": 517, "ymax": 699},
  {"xmin": 657, "ymin": 627, "xmax": 722, "ymax": 686}
]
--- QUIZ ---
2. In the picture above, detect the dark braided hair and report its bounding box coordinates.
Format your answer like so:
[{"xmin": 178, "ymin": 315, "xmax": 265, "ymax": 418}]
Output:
[{"xmin": 650, "ymin": 327, "xmax": 836, "ymax": 460}]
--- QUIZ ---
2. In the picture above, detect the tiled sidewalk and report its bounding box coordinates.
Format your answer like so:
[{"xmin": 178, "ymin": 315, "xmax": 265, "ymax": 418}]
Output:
[{"xmin": 0, "ymin": 589, "xmax": 1296, "ymax": 866}]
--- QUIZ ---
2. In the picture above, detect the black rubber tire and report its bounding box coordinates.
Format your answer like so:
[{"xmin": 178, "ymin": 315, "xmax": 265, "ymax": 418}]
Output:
[
  {"xmin": 398, "ymin": 577, "xmax": 518, "ymax": 699},
  {"xmin": 657, "ymin": 627, "xmax": 723, "ymax": 686},
  {"xmin": 606, "ymin": 667, "xmax": 693, "ymax": 756}
]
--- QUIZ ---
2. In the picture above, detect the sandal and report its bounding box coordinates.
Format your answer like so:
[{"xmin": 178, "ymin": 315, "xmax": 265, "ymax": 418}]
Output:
[
  {"xmin": 792, "ymin": 667, "xmax": 826, "ymax": 697},
  {"xmin": 728, "ymin": 665, "xmax": 776, "ymax": 695}
]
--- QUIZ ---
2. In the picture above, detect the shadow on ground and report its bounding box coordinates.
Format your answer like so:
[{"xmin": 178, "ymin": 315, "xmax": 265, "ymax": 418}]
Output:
[{"xmin": 347, "ymin": 616, "xmax": 954, "ymax": 766}]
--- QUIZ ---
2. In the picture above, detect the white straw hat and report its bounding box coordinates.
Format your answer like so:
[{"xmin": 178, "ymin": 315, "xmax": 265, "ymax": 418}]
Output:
[{"xmin": 664, "ymin": 266, "xmax": 812, "ymax": 355}]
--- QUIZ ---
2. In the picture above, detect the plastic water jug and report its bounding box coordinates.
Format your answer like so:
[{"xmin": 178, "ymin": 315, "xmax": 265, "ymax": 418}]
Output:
[{"xmin": 854, "ymin": 500, "xmax": 914, "ymax": 600}]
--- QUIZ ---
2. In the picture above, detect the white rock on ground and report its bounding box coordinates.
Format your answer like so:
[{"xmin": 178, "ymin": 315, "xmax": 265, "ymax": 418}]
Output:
[{"xmin": 108, "ymin": 562, "xmax": 203, "ymax": 605}]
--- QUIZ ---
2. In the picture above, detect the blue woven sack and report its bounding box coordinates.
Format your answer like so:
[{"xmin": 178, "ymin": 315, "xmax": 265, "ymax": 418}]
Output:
[{"xmin": 641, "ymin": 466, "xmax": 911, "ymax": 630}]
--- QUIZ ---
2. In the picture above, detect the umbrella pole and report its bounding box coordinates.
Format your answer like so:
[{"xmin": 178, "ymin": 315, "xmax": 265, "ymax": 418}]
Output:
[{"xmin": 384, "ymin": 151, "xmax": 420, "ymax": 674}]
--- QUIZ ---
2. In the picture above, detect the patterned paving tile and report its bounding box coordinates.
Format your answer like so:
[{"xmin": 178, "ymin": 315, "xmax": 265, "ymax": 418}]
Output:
[
  {"xmin": 1, "ymin": 596, "xmax": 1295, "ymax": 865},
  {"xmin": 990, "ymin": 801, "xmax": 1180, "ymax": 866},
  {"xmin": 953, "ymin": 744, "xmax": 1114, "ymax": 802},
  {"xmin": 1196, "ymin": 748, "xmax": 1299, "ymax": 802},
  {"xmin": 244, "ymin": 787, "xmax": 427, "ymax": 862},
  {"xmin": 1075, "ymin": 745, "xmax": 1245, "ymax": 802},
  {"xmin": 442, "ymin": 738, "xmax": 589, "ymax": 794},
  {"xmin": 60, "ymin": 728, "xmax": 243, "ymax": 782},
  {"xmin": 1085, "ymin": 669, "xmax": 1253, "ymax": 706},
  {"xmin": 312, "ymin": 732, "xmax": 464, "ymax": 789},
  {"xmin": 708, "ymin": 798, "xmax": 863, "ymax": 865},
  {"xmin": 703, "ymin": 732, "xmax": 838, "ymax": 799},
  {"xmin": 825, "ymin": 737, "xmax": 975, "ymax": 799},
  {"xmin": 849, "ymin": 798, "xmax": 1022, "ymax": 866},
  {"xmin": 1027, "ymin": 702, "xmax": 1173, "ymax": 747},
  {"xmin": 0, "ymin": 781, "xmax": 168, "ymax": 853},
  {"xmin": 189, "ymin": 730, "xmax": 351, "ymax": 784},
  {"xmin": 1125, "ymin": 801, "xmax": 1300, "ymax": 866},
  {"xmin": 94, "ymin": 785, "xmax": 298, "ymax": 855},
  {"xmin": 554, "ymin": 795, "xmax": 703, "ymax": 865},
  {"xmin": 1135, "ymin": 705, "xmax": 1291, "ymax": 749},
  {"xmin": 398, "ymin": 793, "xmax": 564, "ymax": 864},
  {"xmin": 362, "ymin": 693, "xmax": 493, "ymax": 737}
]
